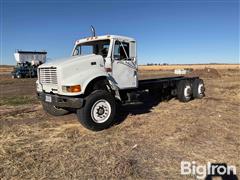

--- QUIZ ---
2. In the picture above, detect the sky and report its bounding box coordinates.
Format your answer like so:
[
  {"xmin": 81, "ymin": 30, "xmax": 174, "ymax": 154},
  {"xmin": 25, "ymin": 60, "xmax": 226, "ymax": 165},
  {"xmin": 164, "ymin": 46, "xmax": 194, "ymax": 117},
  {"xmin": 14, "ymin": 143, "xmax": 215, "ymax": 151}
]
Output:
[{"xmin": 0, "ymin": 0, "xmax": 239, "ymax": 65}]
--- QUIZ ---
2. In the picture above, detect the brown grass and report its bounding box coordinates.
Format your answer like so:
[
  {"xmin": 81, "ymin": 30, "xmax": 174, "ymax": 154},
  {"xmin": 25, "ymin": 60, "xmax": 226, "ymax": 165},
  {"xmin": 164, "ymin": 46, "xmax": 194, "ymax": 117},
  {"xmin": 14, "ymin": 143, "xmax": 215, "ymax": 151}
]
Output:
[
  {"xmin": 0, "ymin": 68, "xmax": 240, "ymax": 179},
  {"xmin": 0, "ymin": 65, "xmax": 14, "ymax": 73}
]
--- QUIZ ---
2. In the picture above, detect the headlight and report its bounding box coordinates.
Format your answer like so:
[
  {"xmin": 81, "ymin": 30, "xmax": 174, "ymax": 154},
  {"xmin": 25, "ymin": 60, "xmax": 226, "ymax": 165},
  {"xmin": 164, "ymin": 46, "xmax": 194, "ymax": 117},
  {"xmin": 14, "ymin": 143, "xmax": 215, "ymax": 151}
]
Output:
[{"xmin": 62, "ymin": 85, "xmax": 81, "ymax": 93}]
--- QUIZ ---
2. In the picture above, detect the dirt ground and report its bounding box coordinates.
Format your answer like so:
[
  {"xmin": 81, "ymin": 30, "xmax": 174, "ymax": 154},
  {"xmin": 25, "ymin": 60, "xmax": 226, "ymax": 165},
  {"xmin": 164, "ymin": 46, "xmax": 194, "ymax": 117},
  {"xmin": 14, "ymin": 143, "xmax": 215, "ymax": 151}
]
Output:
[{"xmin": 0, "ymin": 68, "xmax": 239, "ymax": 179}]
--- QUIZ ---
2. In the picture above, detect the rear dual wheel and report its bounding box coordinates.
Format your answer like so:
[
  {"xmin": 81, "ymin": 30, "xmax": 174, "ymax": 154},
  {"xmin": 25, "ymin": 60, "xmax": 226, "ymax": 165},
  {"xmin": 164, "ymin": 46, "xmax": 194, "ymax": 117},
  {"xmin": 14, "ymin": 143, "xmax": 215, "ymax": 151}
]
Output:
[
  {"xmin": 177, "ymin": 80, "xmax": 192, "ymax": 102},
  {"xmin": 177, "ymin": 79, "xmax": 205, "ymax": 102},
  {"xmin": 192, "ymin": 79, "xmax": 205, "ymax": 99}
]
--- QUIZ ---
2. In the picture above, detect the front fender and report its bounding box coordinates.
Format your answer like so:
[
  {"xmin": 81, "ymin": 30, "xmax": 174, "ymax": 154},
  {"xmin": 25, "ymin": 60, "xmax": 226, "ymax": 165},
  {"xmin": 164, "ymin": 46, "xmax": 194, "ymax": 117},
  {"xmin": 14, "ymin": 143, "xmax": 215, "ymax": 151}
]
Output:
[
  {"xmin": 82, "ymin": 73, "xmax": 109, "ymax": 93},
  {"xmin": 60, "ymin": 68, "xmax": 108, "ymax": 96}
]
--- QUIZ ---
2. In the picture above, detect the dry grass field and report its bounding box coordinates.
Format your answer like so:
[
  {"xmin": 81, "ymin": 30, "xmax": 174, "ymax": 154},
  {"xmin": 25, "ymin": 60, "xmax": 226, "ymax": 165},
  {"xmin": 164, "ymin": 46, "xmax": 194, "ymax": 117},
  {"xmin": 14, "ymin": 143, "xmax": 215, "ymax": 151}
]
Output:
[
  {"xmin": 0, "ymin": 65, "xmax": 14, "ymax": 74},
  {"xmin": 0, "ymin": 65, "xmax": 239, "ymax": 179}
]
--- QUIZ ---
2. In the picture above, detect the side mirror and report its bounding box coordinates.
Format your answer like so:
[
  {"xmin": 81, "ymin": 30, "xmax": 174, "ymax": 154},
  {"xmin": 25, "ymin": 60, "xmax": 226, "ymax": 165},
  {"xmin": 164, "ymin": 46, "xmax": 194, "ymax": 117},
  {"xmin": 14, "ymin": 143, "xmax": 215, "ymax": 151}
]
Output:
[{"xmin": 125, "ymin": 57, "xmax": 135, "ymax": 61}]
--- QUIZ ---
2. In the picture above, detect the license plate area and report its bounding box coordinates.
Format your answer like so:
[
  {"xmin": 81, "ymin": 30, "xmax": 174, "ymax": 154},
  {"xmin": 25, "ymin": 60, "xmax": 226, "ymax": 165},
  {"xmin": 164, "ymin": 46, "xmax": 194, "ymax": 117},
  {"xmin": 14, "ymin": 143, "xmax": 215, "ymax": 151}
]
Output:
[{"xmin": 45, "ymin": 95, "xmax": 52, "ymax": 102}]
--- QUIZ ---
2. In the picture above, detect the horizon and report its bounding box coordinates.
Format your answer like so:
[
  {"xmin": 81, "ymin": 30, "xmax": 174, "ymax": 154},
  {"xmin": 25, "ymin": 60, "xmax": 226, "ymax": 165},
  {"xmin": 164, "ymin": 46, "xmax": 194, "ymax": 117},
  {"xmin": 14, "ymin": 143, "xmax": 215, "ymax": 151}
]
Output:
[
  {"xmin": 1, "ymin": 62, "xmax": 239, "ymax": 67},
  {"xmin": 0, "ymin": 0, "xmax": 239, "ymax": 65}
]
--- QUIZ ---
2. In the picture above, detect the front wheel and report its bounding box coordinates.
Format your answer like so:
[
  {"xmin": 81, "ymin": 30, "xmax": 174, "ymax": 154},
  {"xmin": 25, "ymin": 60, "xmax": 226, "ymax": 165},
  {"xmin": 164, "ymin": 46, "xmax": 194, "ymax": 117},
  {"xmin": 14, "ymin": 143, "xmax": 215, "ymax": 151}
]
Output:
[
  {"xmin": 76, "ymin": 90, "xmax": 116, "ymax": 131},
  {"xmin": 42, "ymin": 102, "xmax": 69, "ymax": 116}
]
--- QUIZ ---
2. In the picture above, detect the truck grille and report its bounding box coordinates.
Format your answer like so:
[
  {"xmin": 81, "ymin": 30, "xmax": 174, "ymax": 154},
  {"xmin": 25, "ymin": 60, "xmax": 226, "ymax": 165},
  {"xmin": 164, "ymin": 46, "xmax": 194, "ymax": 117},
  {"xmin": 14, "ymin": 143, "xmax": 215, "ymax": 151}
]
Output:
[{"xmin": 39, "ymin": 67, "xmax": 58, "ymax": 84}]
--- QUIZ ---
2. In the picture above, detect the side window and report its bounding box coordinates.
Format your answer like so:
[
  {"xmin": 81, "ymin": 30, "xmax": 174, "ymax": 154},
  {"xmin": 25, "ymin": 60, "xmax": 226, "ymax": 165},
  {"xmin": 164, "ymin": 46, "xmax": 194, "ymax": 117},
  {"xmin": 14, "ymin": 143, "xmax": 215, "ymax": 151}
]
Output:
[{"xmin": 113, "ymin": 41, "xmax": 129, "ymax": 60}]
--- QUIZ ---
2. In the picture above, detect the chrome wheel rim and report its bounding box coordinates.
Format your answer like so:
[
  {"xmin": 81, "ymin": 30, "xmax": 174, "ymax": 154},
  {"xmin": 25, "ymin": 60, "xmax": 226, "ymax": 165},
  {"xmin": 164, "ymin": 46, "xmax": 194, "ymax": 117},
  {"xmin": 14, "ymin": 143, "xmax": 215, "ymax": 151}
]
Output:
[
  {"xmin": 198, "ymin": 83, "xmax": 204, "ymax": 95},
  {"xmin": 184, "ymin": 85, "xmax": 191, "ymax": 98},
  {"xmin": 91, "ymin": 99, "xmax": 111, "ymax": 123}
]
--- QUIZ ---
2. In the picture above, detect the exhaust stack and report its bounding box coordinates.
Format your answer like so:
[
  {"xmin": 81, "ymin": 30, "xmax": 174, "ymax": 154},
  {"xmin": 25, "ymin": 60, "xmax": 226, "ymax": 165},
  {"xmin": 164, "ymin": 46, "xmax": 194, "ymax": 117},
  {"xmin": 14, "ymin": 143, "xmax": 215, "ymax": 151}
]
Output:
[{"xmin": 90, "ymin": 25, "xmax": 96, "ymax": 37}]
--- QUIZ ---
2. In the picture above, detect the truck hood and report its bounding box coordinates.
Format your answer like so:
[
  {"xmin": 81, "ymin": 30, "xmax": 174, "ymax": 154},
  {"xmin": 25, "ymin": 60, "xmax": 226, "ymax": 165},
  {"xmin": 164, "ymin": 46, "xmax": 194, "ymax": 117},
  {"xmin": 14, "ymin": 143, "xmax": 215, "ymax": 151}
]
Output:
[
  {"xmin": 37, "ymin": 53, "xmax": 107, "ymax": 96},
  {"xmin": 38, "ymin": 54, "xmax": 100, "ymax": 68}
]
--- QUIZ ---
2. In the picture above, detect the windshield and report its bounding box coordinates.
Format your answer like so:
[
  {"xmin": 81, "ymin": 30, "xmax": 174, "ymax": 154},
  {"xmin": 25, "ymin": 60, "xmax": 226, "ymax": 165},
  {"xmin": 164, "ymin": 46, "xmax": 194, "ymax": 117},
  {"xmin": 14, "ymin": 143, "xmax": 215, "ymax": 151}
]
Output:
[{"xmin": 73, "ymin": 40, "xmax": 110, "ymax": 58}]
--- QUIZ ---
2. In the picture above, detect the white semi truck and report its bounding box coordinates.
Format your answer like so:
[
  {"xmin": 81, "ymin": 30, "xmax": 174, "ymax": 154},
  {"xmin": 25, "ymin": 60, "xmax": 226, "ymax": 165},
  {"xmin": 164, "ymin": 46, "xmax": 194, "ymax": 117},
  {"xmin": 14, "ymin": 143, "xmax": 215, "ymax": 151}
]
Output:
[{"xmin": 36, "ymin": 33, "xmax": 205, "ymax": 131}]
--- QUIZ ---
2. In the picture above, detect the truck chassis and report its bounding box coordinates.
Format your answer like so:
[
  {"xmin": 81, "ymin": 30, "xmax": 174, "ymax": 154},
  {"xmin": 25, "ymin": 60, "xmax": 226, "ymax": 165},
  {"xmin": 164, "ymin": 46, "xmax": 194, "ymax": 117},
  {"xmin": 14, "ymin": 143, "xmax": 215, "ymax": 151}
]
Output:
[{"xmin": 38, "ymin": 75, "xmax": 204, "ymax": 131}]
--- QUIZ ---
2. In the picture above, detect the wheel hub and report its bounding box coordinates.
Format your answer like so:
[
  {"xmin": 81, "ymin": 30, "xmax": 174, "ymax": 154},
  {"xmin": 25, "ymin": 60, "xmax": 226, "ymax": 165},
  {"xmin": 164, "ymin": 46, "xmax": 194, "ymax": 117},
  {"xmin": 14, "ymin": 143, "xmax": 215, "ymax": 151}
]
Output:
[
  {"xmin": 198, "ymin": 84, "xmax": 204, "ymax": 94},
  {"xmin": 184, "ymin": 85, "xmax": 191, "ymax": 97},
  {"xmin": 91, "ymin": 99, "xmax": 111, "ymax": 123},
  {"xmin": 97, "ymin": 106, "xmax": 105, "ymax": 115}
]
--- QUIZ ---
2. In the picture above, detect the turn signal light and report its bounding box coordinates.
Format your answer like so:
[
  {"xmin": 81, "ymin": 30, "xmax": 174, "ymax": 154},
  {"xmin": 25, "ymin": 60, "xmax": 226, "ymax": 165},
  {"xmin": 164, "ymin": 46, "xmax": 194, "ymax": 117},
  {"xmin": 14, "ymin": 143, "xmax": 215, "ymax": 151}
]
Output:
[{"xmin": 63, "ymin": 85, "xmax": 81, "ymax": 93}]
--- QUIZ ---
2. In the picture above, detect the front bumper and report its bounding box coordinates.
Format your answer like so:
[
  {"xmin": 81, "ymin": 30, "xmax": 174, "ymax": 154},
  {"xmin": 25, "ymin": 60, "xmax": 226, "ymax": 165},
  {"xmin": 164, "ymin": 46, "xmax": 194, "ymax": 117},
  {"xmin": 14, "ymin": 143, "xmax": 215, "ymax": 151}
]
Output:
[{"xmin": 37, "ymin": 92, "xmax": 84, "ymax": 109}]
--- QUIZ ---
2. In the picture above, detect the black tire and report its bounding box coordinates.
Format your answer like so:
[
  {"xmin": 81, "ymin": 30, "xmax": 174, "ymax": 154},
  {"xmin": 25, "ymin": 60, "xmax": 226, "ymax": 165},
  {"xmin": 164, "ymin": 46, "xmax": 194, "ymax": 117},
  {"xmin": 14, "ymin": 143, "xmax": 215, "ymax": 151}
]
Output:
[
  {"xmin": 42, "ymin": 102, "xmax": 69, "ymax": 116},
  {"xmin": 192, "ymin": 79, "xmax": 205, "ymax": 99},
  {"xmin": 177, "ymin": 80, "xmax": 192, "ymax": 102},
  {"xmin": 76, "ymin": 90, "xmax": 116, "ymax": 131}
]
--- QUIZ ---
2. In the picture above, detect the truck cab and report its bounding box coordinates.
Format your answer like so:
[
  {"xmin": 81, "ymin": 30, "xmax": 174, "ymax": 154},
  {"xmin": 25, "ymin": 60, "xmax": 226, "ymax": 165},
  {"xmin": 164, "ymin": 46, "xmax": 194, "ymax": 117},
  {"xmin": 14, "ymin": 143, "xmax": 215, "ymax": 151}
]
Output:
[
  {"xmin": 37, "ymin": 34, "xmax": 205, "ymax": 131},
  {"xmin": 37, "ymin": 35, "xmax": 138, "ymax": 97}
]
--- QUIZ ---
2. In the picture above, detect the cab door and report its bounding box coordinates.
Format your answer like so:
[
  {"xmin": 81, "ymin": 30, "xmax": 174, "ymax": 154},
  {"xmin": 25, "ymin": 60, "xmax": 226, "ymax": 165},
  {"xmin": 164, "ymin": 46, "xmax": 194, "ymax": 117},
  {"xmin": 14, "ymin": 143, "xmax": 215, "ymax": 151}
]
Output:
[{"xmin": 111, "ymin": 40, "xmax": 137, "ymax": 89}]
